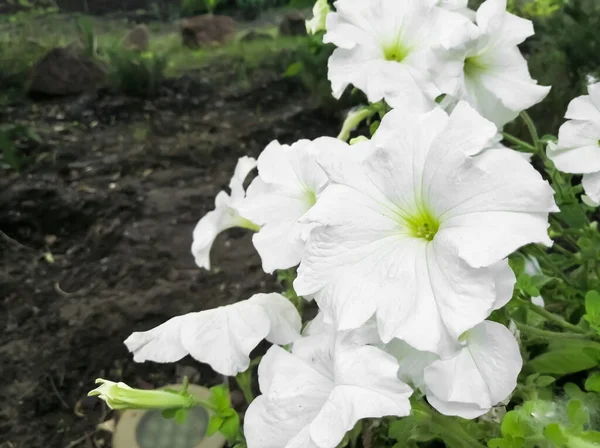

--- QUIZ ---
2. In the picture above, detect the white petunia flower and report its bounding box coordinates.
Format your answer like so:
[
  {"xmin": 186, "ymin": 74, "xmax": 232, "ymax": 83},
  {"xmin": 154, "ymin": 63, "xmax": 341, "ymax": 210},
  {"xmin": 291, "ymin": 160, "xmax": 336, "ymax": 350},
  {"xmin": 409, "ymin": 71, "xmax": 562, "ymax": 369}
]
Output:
[
  {"xmin": 433, "ymin": 0, "xmax": 550, "ymax": 127},
  {"xmin": 324, "ymin": 0, "xmax": 467, "ymax": 112},
  {"xmin": 191, "ymin": 156, "xmax": 259, "ymax": 270},
  {"xmin": 295, "ymin": 102, "xmax": 556, "ymax": 357},
  {"xmin": 306, "ymin": 0, "xmax": 331, "ymax": 35},
  {"xmin": 547, "ymin": 82, "xmax": 600, "ymax": 206},
  {"xmin": 436, "ymin": 0, "xmax": 475, "ymax": 20},
  {"xmin": 388, "ymin": 320, "xmax": 522, "ymax": 419},
  {"xmin": 237, "ymin": 138, "xmax": 342, "ymax": 274},
  {"xmin": 244, "ymin": 330, "xmax": 412, "ymax": 448},
  {"xmin": 124, "ymin": 293, "xmax": 301, "ymax": 376}
]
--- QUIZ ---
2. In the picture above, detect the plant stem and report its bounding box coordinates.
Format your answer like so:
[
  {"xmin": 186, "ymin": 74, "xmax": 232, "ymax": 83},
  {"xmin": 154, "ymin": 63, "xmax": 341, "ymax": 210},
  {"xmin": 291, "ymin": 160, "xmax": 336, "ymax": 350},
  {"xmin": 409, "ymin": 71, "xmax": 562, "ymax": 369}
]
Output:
[
  {"xmin": 413, "ymin": 401, "xmax": 487, "ymax": 448},
  {"xmin": 501, "ymin": 132, "xmax": 537, "ymax": 152},
  {"xmin": 522, "ymin": 300, "xmax": 588, "ymax": 334},
  {"xmin": 191, "ymin": 397, "xmax": 219, "ymax": 412},
  {"xmin": 235, "ymin": 370, "xmax": 254, "ymax": 404},
  {"xmin": 516, "ymin": 322, "xmax": 598, "ymax": 341},
  {"xmin": 528, "ymin": 245, "xmax": 573, "ymax": 286},
  {"xmin": 337, "ymin": 106, "xmax": 377, "ymax": 141},
  {"xmin": 520, "ymin": 111, "xmax": 540, "ymax": 149}
]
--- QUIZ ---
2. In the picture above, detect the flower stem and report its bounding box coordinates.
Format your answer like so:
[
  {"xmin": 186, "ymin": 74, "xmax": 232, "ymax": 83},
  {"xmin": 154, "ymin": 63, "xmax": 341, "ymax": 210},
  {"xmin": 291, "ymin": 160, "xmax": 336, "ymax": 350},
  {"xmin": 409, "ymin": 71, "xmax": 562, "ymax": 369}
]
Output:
[
  {"xmin": 501, "ymin": 132, "xmax": 537, "ymax": 152},
  {"xmin": 522, "ymin": 300, "xmax": 587, "ymax": 334},
  {"xmin": 413, "ymin": 401, "xmax": 487, "ymax": 448},
  {"xmin": 520, "ymin": 111, "xmax": 540, "ymax": 150},
  {"xmin": 235, "ymin": 369, "xmax": 254, "ymax": 404},
  {"xmin": 337, "ymin": 106, "xmax": 377, "ymax": 141},
  {"xmin": 191, "ymin": 397, "xmax": 219, "ymax": 412},
  {"xmin": 516, "ymin": 322, "xmax": 598, "ymax": 341},
  {"xmin": 527, "ymin": 245, "xmax": 573, "ymax": 286}
]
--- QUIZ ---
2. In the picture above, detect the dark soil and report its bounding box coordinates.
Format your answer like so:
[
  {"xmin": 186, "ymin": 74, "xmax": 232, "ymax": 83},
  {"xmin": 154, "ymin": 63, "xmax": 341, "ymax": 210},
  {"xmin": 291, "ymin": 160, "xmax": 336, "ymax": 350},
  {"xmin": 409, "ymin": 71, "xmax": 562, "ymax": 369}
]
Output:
[{"xmin": 0, "ymin": 60, "xmax": 340, "ymax": 447}]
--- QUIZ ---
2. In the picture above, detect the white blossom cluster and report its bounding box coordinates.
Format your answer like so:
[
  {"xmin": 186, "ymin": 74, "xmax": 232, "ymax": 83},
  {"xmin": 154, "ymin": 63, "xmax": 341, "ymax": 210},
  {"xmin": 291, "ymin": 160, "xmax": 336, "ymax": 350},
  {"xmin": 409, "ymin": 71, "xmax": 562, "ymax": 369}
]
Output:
[{"xmin": 120, "ymin": 0, "xmax": 600, "ymax": 446}]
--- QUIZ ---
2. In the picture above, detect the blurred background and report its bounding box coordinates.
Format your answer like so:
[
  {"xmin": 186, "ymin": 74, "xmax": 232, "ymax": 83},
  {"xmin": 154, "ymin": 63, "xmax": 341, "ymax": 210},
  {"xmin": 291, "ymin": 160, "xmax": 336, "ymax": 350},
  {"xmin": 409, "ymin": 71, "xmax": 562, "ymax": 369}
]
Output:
[{"xmin": 1, "ymin": 0, "xmax": 599, "ymax": 446}]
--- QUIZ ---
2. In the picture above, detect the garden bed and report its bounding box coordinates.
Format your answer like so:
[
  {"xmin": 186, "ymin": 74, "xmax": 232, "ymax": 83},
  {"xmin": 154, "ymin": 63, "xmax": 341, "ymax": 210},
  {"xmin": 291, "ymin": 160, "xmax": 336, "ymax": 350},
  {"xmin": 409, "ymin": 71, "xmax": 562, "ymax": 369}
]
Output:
[{"xmin": 0, "ymin": 56, "xmax": 340, "ymax": 447}]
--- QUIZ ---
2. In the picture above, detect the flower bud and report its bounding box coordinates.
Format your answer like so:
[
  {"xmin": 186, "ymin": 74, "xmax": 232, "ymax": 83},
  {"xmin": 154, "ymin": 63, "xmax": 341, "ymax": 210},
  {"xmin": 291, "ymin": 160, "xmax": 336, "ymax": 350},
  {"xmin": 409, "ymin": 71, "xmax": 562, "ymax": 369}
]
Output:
[
  {"xmin": 88, "ymin": 379, "xmax": 195, "ymax": 410},
  {"xmin": 305, "ymin": 0, "xmax": 331, "ymax": 35}
]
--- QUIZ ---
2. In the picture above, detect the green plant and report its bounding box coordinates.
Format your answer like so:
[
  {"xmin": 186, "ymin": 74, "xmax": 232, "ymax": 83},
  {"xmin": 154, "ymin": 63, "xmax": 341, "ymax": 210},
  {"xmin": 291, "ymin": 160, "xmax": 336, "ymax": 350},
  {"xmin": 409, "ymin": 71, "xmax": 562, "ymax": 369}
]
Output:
[
  {"xmin": 75, "ymin": 16, "xmax": 98, "ymax": 59},
  {"xmin": 0, "ymin": 123, "xmax": 41, "ymax": 172},
  {"xmin": 108, "ymin": 48, "xmax": 168, "ymax": 97},
  {"xmin": 180, "ymin": 0, "xmax": 208, "ymax": 16},
  {"xmin": 235, "ymin": 0, "xmax": 285, "ymax": 20}
]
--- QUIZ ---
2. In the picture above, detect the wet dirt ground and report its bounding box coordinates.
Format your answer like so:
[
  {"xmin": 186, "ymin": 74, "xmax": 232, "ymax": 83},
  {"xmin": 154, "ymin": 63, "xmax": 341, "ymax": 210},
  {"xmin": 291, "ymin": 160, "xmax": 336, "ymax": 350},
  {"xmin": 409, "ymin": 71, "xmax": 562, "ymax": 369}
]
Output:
[{"xmin": 0, "ymin": 61, "xmax": 341, "ymax": 447}]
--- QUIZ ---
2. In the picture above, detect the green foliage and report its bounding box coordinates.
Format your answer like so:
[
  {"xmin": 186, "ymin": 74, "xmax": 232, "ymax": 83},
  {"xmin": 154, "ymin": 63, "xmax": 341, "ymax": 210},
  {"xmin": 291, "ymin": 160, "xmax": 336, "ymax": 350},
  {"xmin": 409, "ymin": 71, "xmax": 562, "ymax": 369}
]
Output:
[
  {"xmin": 508, "ymin": 0, "xmax": 567, "ymax": 18},
  {"xmin": 488, "ymin": 398, "xmax": 600, "ymax": 448},
  {"xmin": 235, "ymin": 0, "xmax": 286, "ymax": 20},
  {"xmin": 75, "ymin": 16, "xmax": 98, "ymax": 59},
  {"xmin": 0, "ymin": 123, "xmax": 41, "ymax": 172},
  {"xmin": 388, "ymin": 400, "xmax": 497, "ymax": 448},
  {"xmin": 107, "ymin": 48, "xmax": 168, "ymax": 98},
  {"xmin": 206, "ymin": 385, "xmax": 241, "ymax": 444}
]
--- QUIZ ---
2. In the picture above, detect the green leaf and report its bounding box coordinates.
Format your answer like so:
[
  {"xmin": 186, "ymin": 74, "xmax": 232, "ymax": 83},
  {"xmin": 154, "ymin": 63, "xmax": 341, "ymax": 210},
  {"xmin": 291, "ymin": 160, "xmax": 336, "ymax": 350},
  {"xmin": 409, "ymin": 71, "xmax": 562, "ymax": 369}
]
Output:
[
  {"xmin": 578, "ymin": 431, "xmax": 600, "ymax": 443},
  {"xmin": 535, "ymin": 375, "xmax": 557, "ymax": 387},
  {"xmin": 558, "ymin": 204, "xmax": 588, "ymax": 228},
  {"xmin": 543, "ymin": 423, "xmax": 569, "ymax": 446},
  {"xmin": 174, "ymin": 408, "xmax": 188, "ymax": 424},
  {"xmin": 206, "ymin": 415, "xmax": 223, "ymax": 437},
  {"xmin": 516, "ymin": 273, "xmax": 540, "ymax": 297},
  {"xmin": 584, "ymin": 372, "xmax": 600, "ymax": 392},
  {"xmin": 500, "ymin": 410, "xmax": 536, "ymax": 439},
  {"xmin": 566, "ymin": 399, "xmax": 589, "ymax": 430},
  {"xmin": 161, "ymin": 408, "xmax": 177, "ymax": 419},
  {"xmin": 369, "ymin": 120, "xmax": 380, "ymax": 136},
  {"xmin": 220, "ymin": 412, "xmax": 240, "ymax": 443},
  {"xmin": 527, "ymin": 349, "xmax": 599, "ymax": 375},
  {"xmin": 209, "ymin": 385, "xmax": 231, "ymax": 411},
  {"xmin": 283, "ymin": 62, "xmax": 304, "ymax": 78},
  {"xmin": 564, "ymin": 383, "xmax": 587, "ymax": 400},
  {"xmin": 389, "ymin": 418, "xmax": 418, "ymax": 441},
  {"xmin": 584, "ymin": 291, "xmax": 600, "ymax": 328}
]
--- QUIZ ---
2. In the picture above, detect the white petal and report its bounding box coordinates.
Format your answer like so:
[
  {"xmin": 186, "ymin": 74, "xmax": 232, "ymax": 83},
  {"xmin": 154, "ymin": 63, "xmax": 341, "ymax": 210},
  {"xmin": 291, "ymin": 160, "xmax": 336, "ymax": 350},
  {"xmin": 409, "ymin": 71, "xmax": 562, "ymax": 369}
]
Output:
[
  {"xmin": 426, "ymin": 394, "xmax": 489, "ymax": 419},
  {"xmin": 327, "ymin": 46, "xmax": 384, "ymax": 101},
  {"xmin": 386, "ymin": 339, "xmax": 438, "ymax": 391},
  {"xmin": 431, "ymin": 147, "xmax": 556, "ymax": 268},
  {"xmin": 238, "ymin": 138, "xmax": 329, "ymax": 273},
  {"xmin": 565, "ymin": 94, "xmax": 600, "ymax": 123},
  {"xmin": 531, "ymin": 296, "xmax": 545, "ymax": 308},
  {"xmin": 295, "ymin": 184, "xmax": 395, "ymax": 330},
  {"xmin": 246, "ymin": 345, "xmax": 330, "ymax": 448},
  {"xmin": 583, "ymin": 171, "xmax": 600, "ymax": 205},
  {"xmin": 249, "ymin": 293, "xmax": 302, "ymax": 345},
  {"xmin": 309, "ymin": 343, "xmax": 413, "ymax": 447},
  {"xmin": 191, "ymin": 192, "xmax": 243, "ymax": 270},
  {"xmin": 245, "ymin": 396, "xmax": 319, "ymax": 448},
  {"xmin": 229, "ymin": 156, "xmax": 257, "ymax": 200},
  {"xmin": 125, "ymin": 294, "xmax": 300, "ymax": 376},
  {"xmin": 491, "ymin": 258, "xmax": 516, "ymax": 310},
  {"xmin": 252, "ymin": 220, "xmax": 306, "ymax": 273},
  {"xmin": 475, "ymin": 47, "xmax": 550, "ymax": 115},
  {"xmin": 124, "ymin": 314, "xmax": 194, "ymax": 364},
  {"xmin": 476, "ymin": 0, "xmax": 533, "ymax": 47},
  {"xmin": 588, "ymin": 82, "xmax": 600, "ymax": 111},
  {"xmin": 549, "ymin": 121, "xmax": 600, "ymax": 174},
  {"xmin": 424, "ymin": 321, "xmax": 522, "ymax": 418}
]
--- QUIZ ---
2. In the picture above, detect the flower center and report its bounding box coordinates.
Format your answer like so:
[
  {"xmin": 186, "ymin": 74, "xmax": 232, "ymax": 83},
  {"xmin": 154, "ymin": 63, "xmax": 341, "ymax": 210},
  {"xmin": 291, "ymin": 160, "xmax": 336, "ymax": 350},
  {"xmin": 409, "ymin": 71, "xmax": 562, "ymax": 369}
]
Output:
[
  {"xmin": 464, "ymin": 55, "xmax": 487, "ymax": 78},
  {"xmin": 305, "ymin": 189, "xmax": 317, "ymax": 207},
  {"xmin": 404, "ymin": 207, "xmax": 440, "ymax": 241},
  {"xmin": 383, "ymin": 41, "xmax": 410, "ymax": 63}
]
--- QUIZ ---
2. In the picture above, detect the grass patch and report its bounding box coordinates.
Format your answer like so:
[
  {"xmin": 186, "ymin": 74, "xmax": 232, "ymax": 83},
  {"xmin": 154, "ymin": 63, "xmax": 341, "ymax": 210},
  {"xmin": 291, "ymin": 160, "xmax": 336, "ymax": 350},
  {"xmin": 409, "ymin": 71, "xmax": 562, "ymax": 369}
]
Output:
[{"xmin": 0, "ymin": 10, "xmax": 311, "ymax": 96}]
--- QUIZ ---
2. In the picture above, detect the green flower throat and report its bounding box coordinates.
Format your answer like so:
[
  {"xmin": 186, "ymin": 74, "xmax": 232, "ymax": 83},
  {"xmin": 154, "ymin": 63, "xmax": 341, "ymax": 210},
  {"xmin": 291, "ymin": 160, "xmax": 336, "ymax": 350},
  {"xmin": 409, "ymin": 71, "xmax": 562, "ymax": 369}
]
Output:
[{"xmin": 399, "ymin": 207, "xmax": 440, "ymax": 242}]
